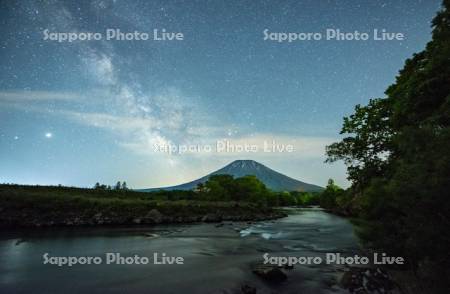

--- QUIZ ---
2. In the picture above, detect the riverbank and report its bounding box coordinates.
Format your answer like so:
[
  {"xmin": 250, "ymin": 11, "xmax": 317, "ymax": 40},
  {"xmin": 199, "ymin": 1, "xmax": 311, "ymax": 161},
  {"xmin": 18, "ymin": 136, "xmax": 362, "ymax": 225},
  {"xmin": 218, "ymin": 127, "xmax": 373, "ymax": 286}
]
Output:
[
  {"xmin": 0, "ymin": 184, "xmax": 286, "ymax": 228},
  {"xmin": 321, "ymin": 207, "xmax": 424, "ymax": 294}
]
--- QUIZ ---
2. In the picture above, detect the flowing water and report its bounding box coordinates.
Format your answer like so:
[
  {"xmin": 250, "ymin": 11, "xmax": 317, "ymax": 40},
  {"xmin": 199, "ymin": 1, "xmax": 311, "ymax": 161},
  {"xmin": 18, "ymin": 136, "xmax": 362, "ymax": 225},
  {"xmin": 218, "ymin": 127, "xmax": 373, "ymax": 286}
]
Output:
[{"xmin": 0, "ymin": 207, "xmax": 362, "ymax": 293}]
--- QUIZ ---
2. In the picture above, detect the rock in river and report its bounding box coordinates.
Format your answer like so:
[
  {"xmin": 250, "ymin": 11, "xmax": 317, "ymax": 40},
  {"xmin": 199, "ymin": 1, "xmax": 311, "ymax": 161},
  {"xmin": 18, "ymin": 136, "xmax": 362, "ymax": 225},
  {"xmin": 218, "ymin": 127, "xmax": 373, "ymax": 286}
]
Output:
[
  {"xmin": 252, "ymin": 264, "xmax": 287, "ymax": 283},
  {"xmin": 241, "ymin": 284, "xmax": 257, "ymax": 294},
  {"xmin": 340, "ymin": 267, "xmax": 398, "ymax": 293}
]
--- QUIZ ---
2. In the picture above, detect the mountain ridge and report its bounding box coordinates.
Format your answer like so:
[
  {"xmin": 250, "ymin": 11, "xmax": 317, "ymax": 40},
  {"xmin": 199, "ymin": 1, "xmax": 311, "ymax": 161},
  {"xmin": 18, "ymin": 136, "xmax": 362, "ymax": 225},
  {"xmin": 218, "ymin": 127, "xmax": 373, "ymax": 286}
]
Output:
[{"xmin": 139, "ymin": 160, "xmax": 323, "ymax": 192}]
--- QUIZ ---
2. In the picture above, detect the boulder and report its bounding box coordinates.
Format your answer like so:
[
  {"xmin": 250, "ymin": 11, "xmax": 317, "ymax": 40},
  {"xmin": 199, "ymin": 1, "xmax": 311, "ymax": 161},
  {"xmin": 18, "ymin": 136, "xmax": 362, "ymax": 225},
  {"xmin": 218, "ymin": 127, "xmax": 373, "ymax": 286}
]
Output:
[
  {"xmin": 201, "ymin": 213, "xmax": 222, "ymax": 222},
  {"xmin": 340, "ymin": 267, "xmax": 397, "ymax": 293},
  {"xmin": 143, "ymin": 209, "xmax": 164, "ymax": 224},
  {"xmin": 252, "ymin": 264, "xmax": 287, "ymax": 283},
  {"xmin": 241, "ymin": 284, "xmax": 257, "ymax": 294}
]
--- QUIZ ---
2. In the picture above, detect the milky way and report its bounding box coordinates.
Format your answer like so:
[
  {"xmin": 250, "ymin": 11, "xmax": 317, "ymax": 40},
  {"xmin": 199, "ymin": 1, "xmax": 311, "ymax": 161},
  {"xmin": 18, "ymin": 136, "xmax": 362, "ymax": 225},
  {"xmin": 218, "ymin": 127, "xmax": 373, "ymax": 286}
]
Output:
[{"xmin": 0, "ymin": 0, "xmax": 442, "ymax": 188}]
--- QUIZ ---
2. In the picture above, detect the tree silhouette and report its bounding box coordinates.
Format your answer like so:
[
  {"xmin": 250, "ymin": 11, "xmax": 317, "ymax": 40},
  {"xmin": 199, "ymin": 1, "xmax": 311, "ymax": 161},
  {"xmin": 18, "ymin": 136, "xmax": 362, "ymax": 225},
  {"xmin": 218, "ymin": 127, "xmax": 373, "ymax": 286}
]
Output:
[
  {"xmin": 114, "ymin": 181, "xmax": 121, "ymax": 190},
  {"xmin": 121, "ymin": 181, "xmax": 128, "ymax": 190}
]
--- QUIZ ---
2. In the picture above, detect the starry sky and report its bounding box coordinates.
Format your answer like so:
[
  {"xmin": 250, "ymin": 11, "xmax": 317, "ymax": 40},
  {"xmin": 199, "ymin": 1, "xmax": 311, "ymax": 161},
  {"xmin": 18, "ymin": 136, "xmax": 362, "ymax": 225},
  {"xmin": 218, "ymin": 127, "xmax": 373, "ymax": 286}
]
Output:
[{"xmin": 0, "ymin": 0, "xmax": 443, "ymax": 189}]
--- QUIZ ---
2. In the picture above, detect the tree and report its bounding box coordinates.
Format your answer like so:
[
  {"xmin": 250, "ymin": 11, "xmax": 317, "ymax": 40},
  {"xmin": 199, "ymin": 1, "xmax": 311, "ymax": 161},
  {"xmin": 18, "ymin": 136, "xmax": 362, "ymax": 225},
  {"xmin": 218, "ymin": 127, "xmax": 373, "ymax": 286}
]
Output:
[
  {"xmin": 325, "ymin": 98, "xmax": 394, "ymax": 192},
  {"xmin": 121, "ymin": 181, "xmax": 128, "ymax": 190},
  {"xmin": 266, "ymin": 192, "xmax": 280, "ymax": 206},
  {"xmin": 204, "ymin": 179, "xmax": 228, "ymax": 201},
  {"xmin": 114, "ymin": 181, "xmax": 121, "ymax": 190},
  {"xmin": 199, "ymin": 174, "xmax": 271, "ymax": 204},
  {"xmin": 319, "ymin": 179, "xmax": 344, "ymax": 210},
  {"xmin": 94, "ymin": 182, "xmax": 101, "ymax": 189},
  {"xmin": 278, "ymin": 191, "xmax": 297, "ymax": 206},
  {"xmin": 325, "ymin": 1, "xmax": 450, "ymax": 290},
  {"xmin": 234, "ymin": 175, "xmax": 270, "ymax": 204},
  {"xmin": 203, "ymin": 175, "xmax": 235, "ymax": 201}
]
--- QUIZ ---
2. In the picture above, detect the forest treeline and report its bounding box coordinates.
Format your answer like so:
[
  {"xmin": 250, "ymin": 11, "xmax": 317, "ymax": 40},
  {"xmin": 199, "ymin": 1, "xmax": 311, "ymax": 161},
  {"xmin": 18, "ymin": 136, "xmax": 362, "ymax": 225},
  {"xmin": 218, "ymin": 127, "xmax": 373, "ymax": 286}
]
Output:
[
  {"xmin": 321, "ymin": 1, "xmax": 450, "ymax": 292},
  {"xmin": 148, "ymin": 174, "xmax": 319, "ymax": 206},
  {"xmin": 0, "ymin": 175, "xmax": 319, "ymax": 210}
]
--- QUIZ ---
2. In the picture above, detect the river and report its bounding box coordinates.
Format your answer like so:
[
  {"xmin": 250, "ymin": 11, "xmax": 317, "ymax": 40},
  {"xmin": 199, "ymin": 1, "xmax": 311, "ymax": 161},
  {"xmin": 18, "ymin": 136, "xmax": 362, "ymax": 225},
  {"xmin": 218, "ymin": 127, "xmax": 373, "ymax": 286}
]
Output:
[{"xmin": 0, "ymin": 207, "xmax": 362, "ymax": 293}]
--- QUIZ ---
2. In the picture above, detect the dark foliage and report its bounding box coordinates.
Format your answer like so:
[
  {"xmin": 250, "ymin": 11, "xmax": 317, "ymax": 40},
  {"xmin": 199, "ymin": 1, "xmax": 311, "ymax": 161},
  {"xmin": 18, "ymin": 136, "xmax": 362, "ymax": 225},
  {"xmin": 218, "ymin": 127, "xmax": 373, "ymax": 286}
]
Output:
[{"xmin": 325, "ymin": 1, "xmax": 450, "ymax": 291}]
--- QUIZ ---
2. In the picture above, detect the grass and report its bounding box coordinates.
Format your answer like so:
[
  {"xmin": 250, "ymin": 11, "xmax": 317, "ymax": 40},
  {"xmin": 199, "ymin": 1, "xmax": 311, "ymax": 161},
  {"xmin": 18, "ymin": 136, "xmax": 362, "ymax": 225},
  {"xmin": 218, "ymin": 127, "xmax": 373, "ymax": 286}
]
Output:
[{"xmin": 0, "ymin": 184, "xmax": 280, "ymax": 227}]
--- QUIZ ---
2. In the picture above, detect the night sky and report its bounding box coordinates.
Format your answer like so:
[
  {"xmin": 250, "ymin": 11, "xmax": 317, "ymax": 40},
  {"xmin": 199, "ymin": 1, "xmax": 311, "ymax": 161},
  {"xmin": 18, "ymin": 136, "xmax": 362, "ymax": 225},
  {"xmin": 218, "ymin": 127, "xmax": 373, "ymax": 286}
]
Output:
[{"xmin": 0, "ymin": 0, "xmax": 443, "ymax": 188}]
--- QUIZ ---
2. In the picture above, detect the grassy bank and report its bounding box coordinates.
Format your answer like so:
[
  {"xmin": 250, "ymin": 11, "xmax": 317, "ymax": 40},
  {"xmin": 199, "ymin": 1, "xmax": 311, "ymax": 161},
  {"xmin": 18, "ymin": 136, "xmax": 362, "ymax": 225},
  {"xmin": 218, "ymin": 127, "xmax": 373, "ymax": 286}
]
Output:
[{"xmin": 0, "ymin": 184, "xmax": 285, "ymax": 228}]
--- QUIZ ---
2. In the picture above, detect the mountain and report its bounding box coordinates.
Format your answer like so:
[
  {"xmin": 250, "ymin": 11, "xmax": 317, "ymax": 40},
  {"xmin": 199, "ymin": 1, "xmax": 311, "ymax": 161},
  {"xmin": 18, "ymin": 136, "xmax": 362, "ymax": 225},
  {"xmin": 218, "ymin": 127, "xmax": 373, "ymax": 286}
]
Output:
[{"xmin": 140, "ymin": 160, "xmax": 323, "ymax": 192}]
